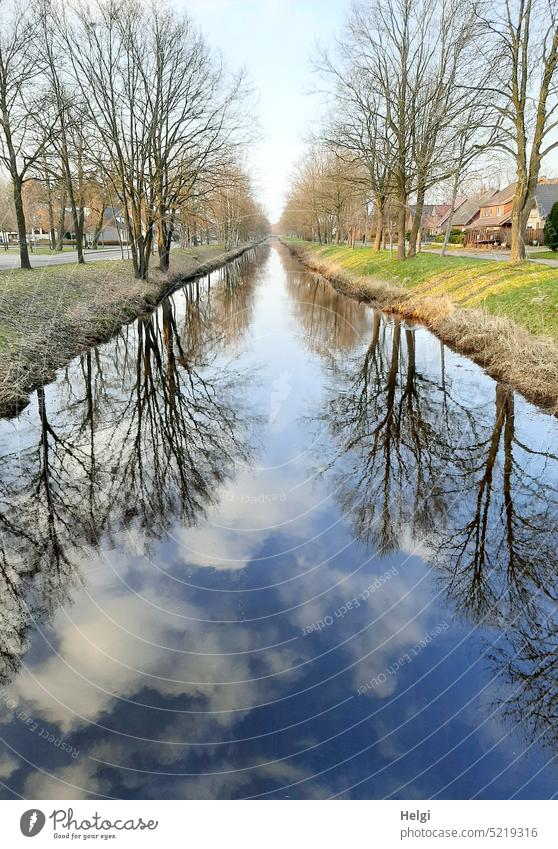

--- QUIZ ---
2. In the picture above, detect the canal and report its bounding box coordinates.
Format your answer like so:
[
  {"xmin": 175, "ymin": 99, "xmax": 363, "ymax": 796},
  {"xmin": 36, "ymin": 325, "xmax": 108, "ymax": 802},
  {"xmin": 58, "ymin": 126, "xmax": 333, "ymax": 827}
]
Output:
[{"xmin": 0, "ymin": 241, "xmax": 557, "ymax": 799}]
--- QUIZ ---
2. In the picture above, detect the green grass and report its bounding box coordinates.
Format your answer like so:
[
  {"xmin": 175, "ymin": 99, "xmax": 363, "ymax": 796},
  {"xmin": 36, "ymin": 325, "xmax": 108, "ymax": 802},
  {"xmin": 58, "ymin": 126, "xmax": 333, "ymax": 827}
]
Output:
[
  {"xmin": 528, "ymin": 250, "xmax": 558, "ymax": 260},
  {"xmin": 292, "ymin": 241, "xmax": 558, "ymax": 341}
]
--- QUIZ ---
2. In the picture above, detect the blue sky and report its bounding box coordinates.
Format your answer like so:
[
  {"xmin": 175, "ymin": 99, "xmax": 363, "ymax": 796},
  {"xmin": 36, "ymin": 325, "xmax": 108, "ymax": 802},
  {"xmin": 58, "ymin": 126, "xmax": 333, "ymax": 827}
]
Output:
[{"xmin": 181, "ymin": 0, "xmax": 349, "ymax": 222}]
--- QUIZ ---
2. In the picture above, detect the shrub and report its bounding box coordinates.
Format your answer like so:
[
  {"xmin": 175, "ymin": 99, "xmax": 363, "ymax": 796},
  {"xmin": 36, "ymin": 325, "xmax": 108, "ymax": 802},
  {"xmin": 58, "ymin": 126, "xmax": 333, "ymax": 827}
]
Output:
[
  {"xmin": 432, "ymin": 229, "xmax": 465, "ymax": 244},
  {"xmin": 544, "ymin": 202, "xmax": 558, "ymax": 251}
]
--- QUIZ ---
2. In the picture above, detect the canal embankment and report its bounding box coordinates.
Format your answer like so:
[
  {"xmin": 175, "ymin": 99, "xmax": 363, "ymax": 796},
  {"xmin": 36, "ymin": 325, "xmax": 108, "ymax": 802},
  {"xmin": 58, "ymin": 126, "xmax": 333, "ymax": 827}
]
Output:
[
  {"xmin": 283, "ymin": 239, "xmax": 558, "ymax": 414},
  {"xmin": 0, "ymin": 242, "xmax": 259, "ymax": 417}
]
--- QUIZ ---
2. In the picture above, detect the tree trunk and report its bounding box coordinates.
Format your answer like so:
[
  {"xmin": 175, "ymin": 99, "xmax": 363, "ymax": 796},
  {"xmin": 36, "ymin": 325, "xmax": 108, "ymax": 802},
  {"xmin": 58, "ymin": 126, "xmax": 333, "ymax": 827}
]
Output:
[
  {"xmin": 57, "ymin": 118, "xmax": 85, "ymax": 262},
  {"xmin": 510, "ymin": 215, "xmax": 526, "ymax": 262},
  {"xmin": 65, "ymin": 170, "xmax": 84, "ymax": 263},
  {"xmin": 510, "ymin": 181, "xmax": 533, "ymax": 263},
  {"xmin": 408, "ymin": 186, "xmax": 425, "ymax": 257},
  {"xmin": 2, "ymin": 117, "xmax": 31, "ymax": 268},
  {"xmin": 92, "ymin": 205, "xmax": 105, "ymax": 249},
  {"xmin": 56, "ymin": 187, "xmax": 66, "ymax": 251},
  {"xmin": 12, "ymin": 177, "xmax": 31, "ymax": 269},
  {"xmin": 158, "ymin": 216, "xmax": 172, "ymax": 273},
  {"xmin": 397, "ymin": 198, "xmax": 406, "ymax": 260},
  {"xmin": 44, "ymin": 166, "xmax": 56, "ymax": 251},
  {"xmin": 373, "ymin": 195, "xmax": 384, "ymax": 252},
  {"xmin": 440, "ymin": 171, "xmax": 461, "ymax": 257}
]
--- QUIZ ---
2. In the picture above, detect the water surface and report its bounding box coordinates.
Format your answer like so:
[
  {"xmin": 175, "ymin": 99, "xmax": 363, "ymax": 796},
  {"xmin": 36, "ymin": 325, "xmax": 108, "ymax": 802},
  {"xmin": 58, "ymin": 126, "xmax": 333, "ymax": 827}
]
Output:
[{"xmin": 1, "ymin": 242, "xmax": 558, "ymax": 799}]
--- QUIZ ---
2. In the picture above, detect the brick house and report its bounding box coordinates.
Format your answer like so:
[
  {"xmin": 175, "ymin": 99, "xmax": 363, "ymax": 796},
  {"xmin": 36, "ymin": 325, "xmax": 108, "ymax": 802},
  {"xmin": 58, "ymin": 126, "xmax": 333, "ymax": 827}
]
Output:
[
  {"xmin": 406, "ymin": 203, "xmax": 452, "ymax": 236},
  {"xmin": 463, "ymin": 179, "xmax": 558, "ymax": 247},
  {"xmin": 463, "ymin": 184, "xmax": 515, "ymax": 246},
  {"xmin": 437, "ymin": 190, "xmax": 498, "ymax": 233}
]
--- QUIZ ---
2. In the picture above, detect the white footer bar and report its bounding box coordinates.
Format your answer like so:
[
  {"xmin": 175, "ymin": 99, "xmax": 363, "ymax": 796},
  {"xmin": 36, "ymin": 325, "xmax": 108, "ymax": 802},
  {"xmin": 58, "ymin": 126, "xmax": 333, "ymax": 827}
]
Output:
[{"xmin": 1, "ymin": 800, "xmax": 555, "ymax": 848}]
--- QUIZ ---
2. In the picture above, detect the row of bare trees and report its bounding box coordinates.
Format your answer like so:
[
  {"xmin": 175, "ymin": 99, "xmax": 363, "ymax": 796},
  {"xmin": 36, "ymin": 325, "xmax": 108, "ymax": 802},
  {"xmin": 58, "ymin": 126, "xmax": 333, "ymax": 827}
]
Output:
[
  {"xmin": 280, "ymin": 0, "xmax": 558, "ymax": 263},
  {"xmin": 0, "ymin": 0, "xmax": 269, "ymax": 276}
]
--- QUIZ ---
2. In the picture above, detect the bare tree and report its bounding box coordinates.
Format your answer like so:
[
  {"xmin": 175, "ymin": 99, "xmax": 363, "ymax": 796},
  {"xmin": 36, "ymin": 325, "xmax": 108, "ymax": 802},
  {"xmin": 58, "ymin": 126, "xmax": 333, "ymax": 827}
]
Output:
[
  {"xmin": 403, "ymin": 0, "xmax": 488, "ymax": 256},
  {"xmin": 62, "ymin": 0, "xmax": 160, "ymax": 278},
  {"xmin": 311, "ymin": 0, "xmax": 507, "ymax": 260},
  {"xmin": 479, "ymin": 0, "xmax": 558, "ymax": 262},
  {"xmin": 149, "ymin": 11, "xmax": 251, "ymax": 271},
  {"xmin": 344, "ymin": 0, "xmax": 420, "ymax": 259},
  {"xmin": 315, "ymin": 45, "xmax": 395, "ymax": 251},
  {"xmin": 282, "ymin": 148, "xmax": 332, "ymax": 243},
  {"xmin": 60, "ymin": 0, "xmax": 255, "ymax": 279},
  {"xmin": 39, "ymin": 0, "xmax": 87, "ymax": 262},
  {"xmin": 439, "ymin": 103, "xmax": 502, "ymax": 256},
  {"xmin": 0, "ymin": 1, "xmax": 53, "ymax": 268}
]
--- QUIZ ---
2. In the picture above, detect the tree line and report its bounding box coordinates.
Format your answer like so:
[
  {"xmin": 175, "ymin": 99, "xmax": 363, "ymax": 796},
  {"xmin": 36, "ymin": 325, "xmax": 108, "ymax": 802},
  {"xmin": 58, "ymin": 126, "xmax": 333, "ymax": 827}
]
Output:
[
  {"xmin": 0, "ymin": 0, "xmax": 269, "ymax": 277},
  {"xmin": 279, "ymin": 0, "xmax": 558, "ymax": 263}
]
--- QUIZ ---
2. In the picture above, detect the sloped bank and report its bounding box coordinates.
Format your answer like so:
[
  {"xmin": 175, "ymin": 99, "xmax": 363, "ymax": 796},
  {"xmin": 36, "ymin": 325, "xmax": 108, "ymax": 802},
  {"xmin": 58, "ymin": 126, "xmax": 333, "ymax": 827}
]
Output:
[
  {"xmin": 0, "ymin": 242, "xmax": 261, "ymax": 418},
  {"xmin": 282, "ymin": 239, "xmax": 558, "ymax": 415}
]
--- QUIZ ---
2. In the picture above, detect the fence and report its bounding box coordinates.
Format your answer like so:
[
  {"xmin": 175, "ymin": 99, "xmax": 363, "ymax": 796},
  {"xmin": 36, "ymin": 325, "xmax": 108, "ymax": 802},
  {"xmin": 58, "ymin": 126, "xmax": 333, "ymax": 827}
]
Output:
[{"xmin": 464, "ymin": 226, "xmax": 546, "ymax": 248}]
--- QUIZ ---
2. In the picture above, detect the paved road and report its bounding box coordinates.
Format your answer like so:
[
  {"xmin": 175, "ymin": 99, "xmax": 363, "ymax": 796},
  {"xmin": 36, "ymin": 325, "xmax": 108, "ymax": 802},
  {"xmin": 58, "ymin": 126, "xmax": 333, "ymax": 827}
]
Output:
[{"xmin": 0, "ymin": 247, "xmax": 127, "ymax": 271}]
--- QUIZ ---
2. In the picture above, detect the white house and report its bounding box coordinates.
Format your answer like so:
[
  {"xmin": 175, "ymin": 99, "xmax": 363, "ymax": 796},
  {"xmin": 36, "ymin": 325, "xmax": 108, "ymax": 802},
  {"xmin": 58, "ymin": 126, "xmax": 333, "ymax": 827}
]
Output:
[{"xmin": 527, "ymin": 182, "xmax": 558, "ymax": 230}]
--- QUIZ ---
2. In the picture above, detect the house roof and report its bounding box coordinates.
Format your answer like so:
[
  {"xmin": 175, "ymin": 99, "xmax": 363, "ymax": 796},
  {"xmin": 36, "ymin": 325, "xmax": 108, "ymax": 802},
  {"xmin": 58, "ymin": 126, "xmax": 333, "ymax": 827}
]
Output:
[
  {"xmin": 467, "ymin": 181, "xmax": 558, "ymax": 223},
  {"xmin": 479, "ymin": 182, "xmax": 516, "ymax": 207},
  {"xmin": 465, "ymin": 212, "xmax": 512, "ymax": 230},
  {"xmin": 103, "ymin": 207, "xmax": 124, "ymax": 224},
  {"xmin": 437, "ymin": 196, "xmax": 468, "ymax": 227},
  {"xmin": 534, "ymin": 183, "xmax": 558, "ymax": 219},
  {"xmin": 429, "ymin": 204, "xmax": 451, "ymax": 220},
  {"xmin": 441, "ymin": 191, "xmax": 498, "ymax": 227},
  {"xmin": 408, "ymin": 203, "xmax": 451, "ymax": 223}
]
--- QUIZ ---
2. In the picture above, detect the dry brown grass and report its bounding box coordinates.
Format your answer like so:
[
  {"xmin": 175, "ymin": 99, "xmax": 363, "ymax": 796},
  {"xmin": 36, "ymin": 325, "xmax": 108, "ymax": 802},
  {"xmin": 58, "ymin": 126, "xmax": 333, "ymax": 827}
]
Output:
[
  {"xmin": 293, "ymin": 249, "xmax": 407, "ymax": 307},
  {"xmin": 284, "ymin": 240, "xmax": 558, "ymax": 415},
  {"xmin": 431, "ymin": 308, "xmax": 558, "ymax": 411},
  {"xmin": 0, "ymin": 242, "xmax": 255, "ymax": 417}
]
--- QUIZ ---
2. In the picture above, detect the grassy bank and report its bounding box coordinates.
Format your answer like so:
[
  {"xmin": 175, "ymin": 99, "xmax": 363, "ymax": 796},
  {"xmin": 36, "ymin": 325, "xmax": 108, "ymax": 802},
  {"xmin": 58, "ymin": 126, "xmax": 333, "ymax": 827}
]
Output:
[
  {"xmin": 284, "ymin": 239, "xmax": 558, "ymax": 413},
  {"xmin": 0, "ymin": 243, "xmax": 255, "ymax": 417}
]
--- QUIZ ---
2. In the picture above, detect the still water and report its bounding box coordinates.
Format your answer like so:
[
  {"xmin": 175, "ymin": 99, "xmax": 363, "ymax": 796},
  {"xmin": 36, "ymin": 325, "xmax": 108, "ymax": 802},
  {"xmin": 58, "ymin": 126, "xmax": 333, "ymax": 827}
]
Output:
[{"xmin": 1, "ymin": 241, "xmax": 558, "ymax": 799}]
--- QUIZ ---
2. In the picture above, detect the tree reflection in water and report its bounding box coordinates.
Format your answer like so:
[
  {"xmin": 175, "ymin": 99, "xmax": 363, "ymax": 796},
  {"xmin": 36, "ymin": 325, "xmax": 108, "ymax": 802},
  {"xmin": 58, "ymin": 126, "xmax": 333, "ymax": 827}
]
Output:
[
  {"xmin": 320, "ymin": 316, "xmax": 457, "ymax": 556},
  {"xmin": 2, "ymin": 245, "xmax": 558, "ymax": 795},
  {"xmin": 0, "ymin": 255, "xmax": 259, "ymax": 686},
  {"xmin": 286, "ymin": 266, "xmax": 374, "ymax": 358},
  {"xmin": 317, "ymin": 305, "xmax": 558, "ymax": 751}
]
